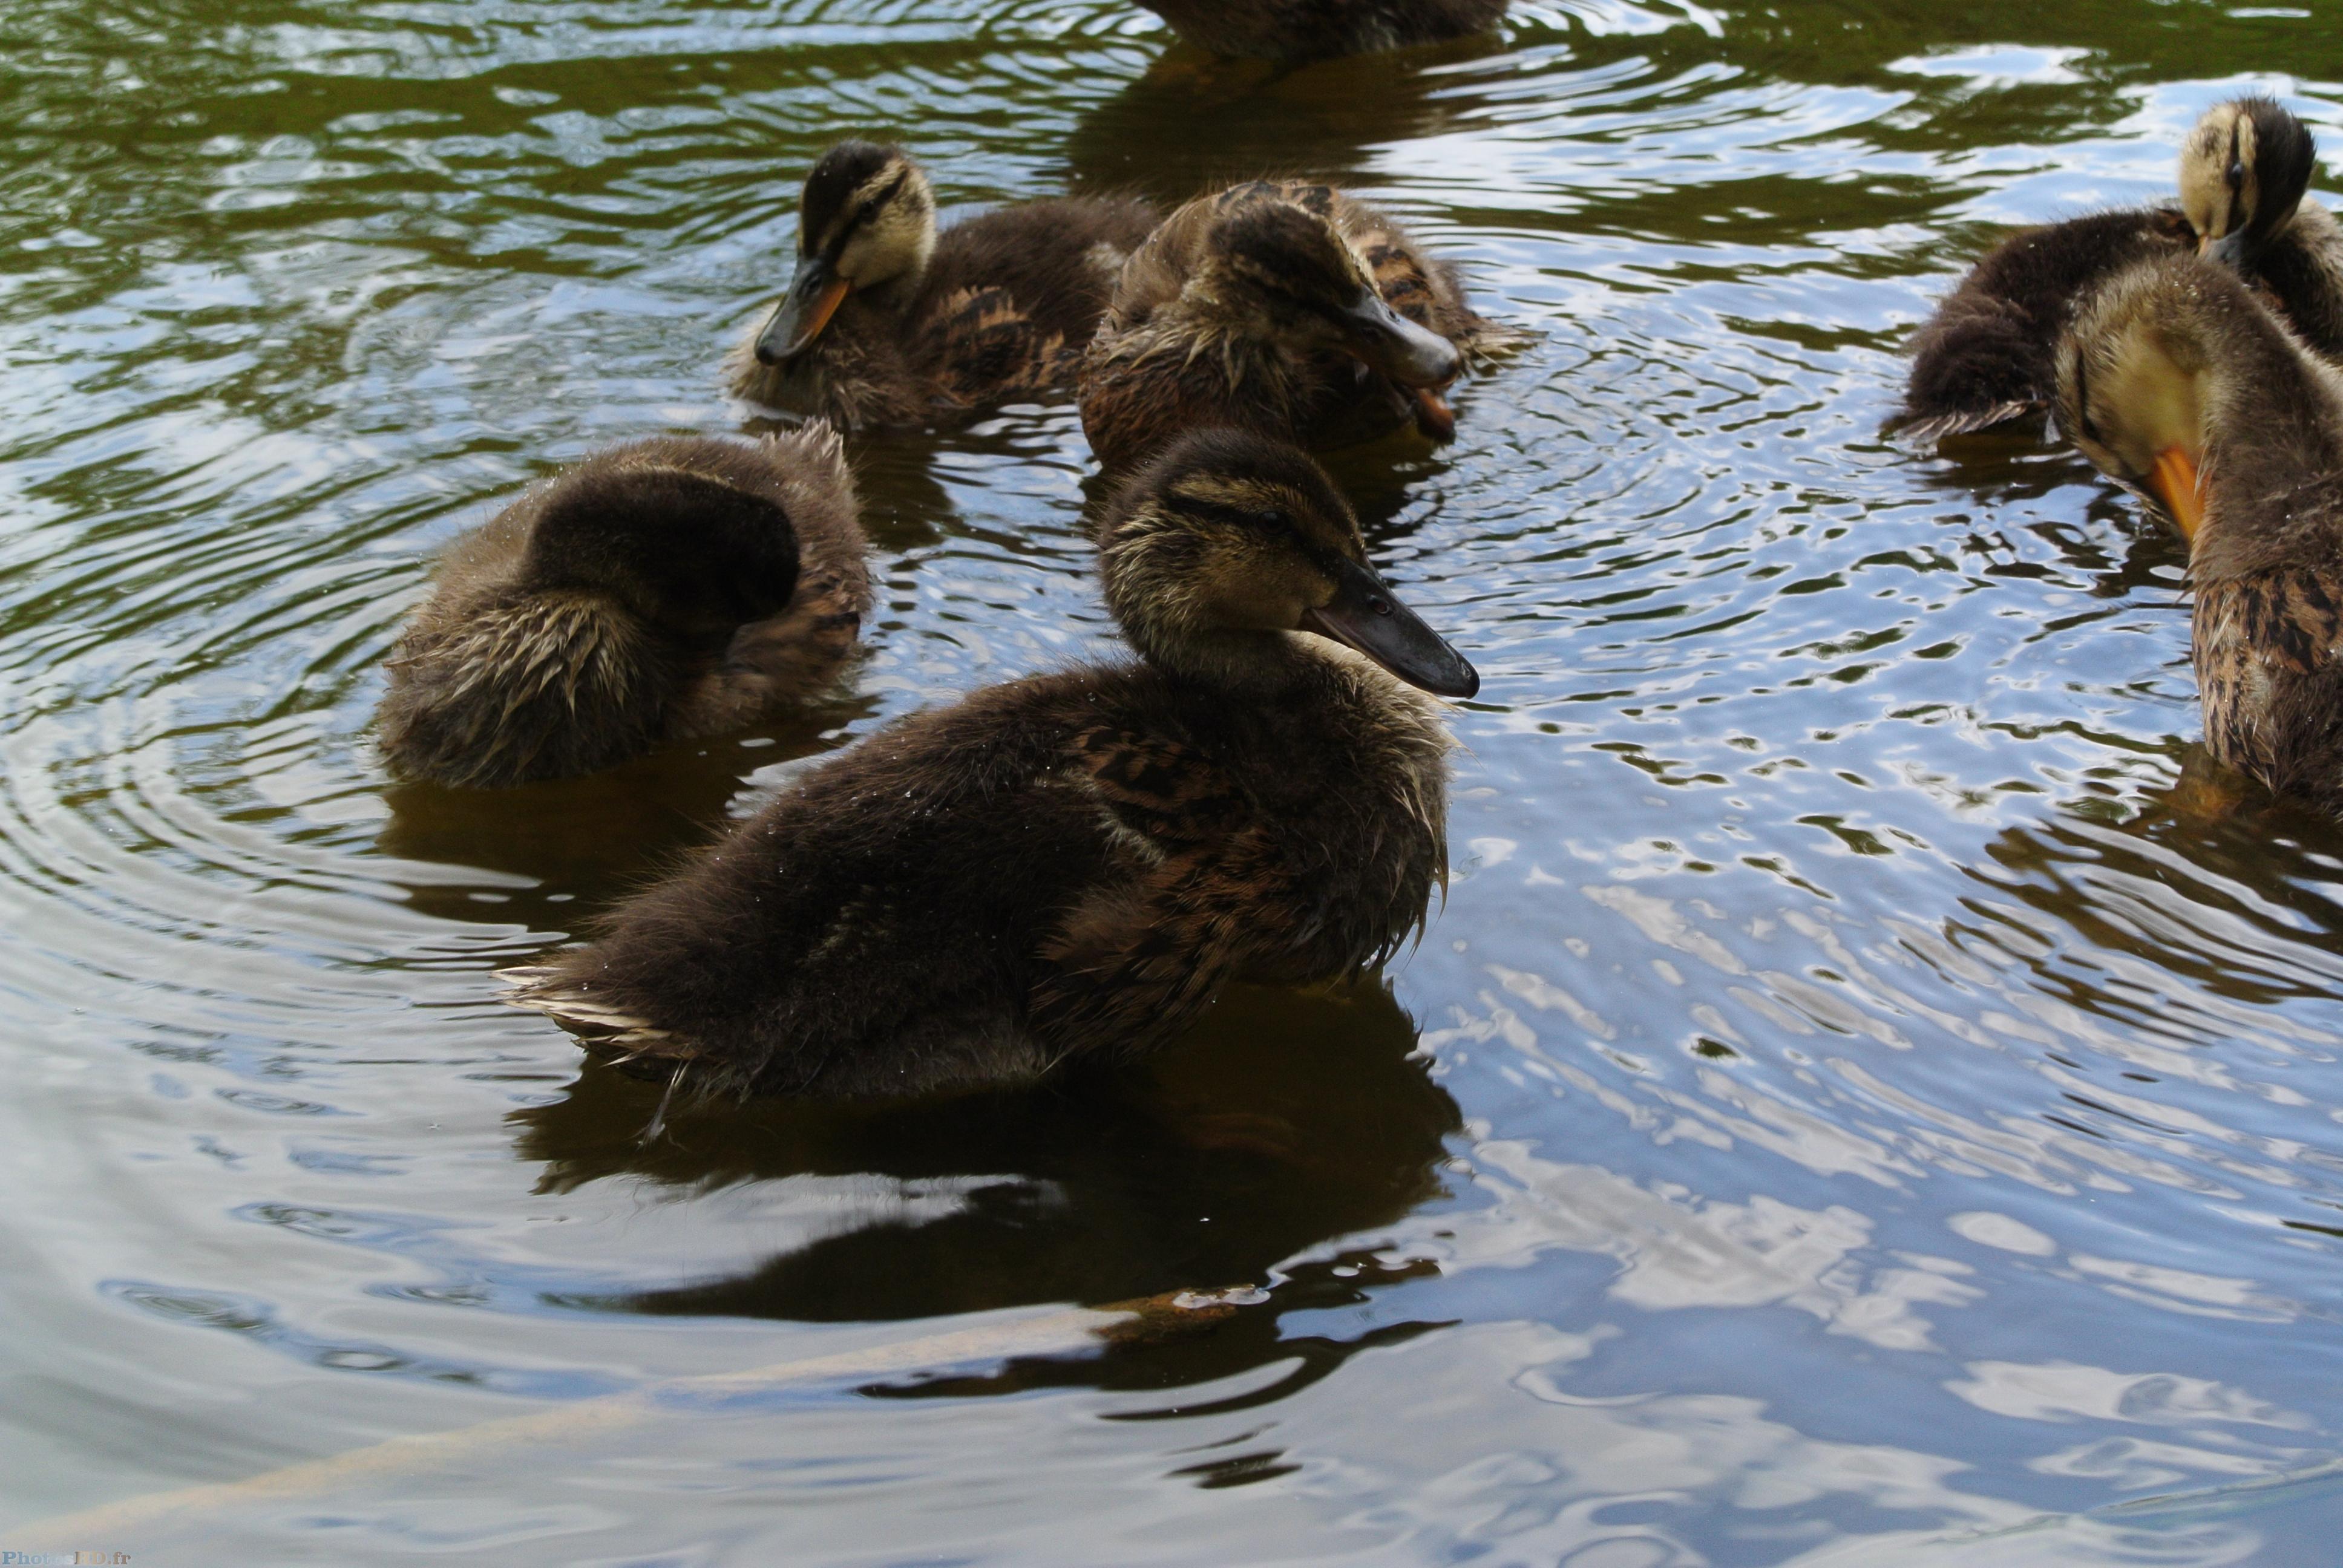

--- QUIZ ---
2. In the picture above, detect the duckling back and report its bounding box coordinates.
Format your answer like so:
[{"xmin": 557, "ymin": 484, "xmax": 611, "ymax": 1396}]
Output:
[
  {"xmin": 378, "ymin": 428, "xmax": 867, "ymax": 788},
  {"xmin": 1899, "ymin": 207, "xmax": 2194, "ymax": 441}
]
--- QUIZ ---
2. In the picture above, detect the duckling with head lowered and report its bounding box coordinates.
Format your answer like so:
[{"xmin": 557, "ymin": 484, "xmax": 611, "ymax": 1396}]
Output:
[
  {"xmin": 1080, "ymin": 180, "xmax": 1501, "ymax": 470},
  {"xmin": 726, "ymin": 141, "xmax": 1160, "ymax": 430},
  {"xmin": 508, "ymin": 428, "xmax": 1478, "ymax": 1100},
  {"xmin": 2056, "ymin": 252, "xmax": 2343, "ymax": 814},
  {"xmin": 378, "ymin": 428, "xmax": 869, "ymax": 789},
  {"xmin": 1901, "ymin": 96, "xmax": 2339, "ymax": 443}
]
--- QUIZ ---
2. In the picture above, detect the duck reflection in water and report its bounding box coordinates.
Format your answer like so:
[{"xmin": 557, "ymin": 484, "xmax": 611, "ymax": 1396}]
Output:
[
  {"xmin": 1063, "ymin": 27, "xmax": 1519, "ymax": 206},
  {"xmin": 373, "ymin": 696, "xmax": 877, "ymax": 927},
  {"xmin": 510, "ymin": 981, "xmax": 1461, "ymax": 1324}
]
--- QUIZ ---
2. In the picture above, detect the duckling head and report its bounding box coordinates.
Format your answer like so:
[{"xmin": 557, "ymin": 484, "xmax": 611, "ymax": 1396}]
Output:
[
  {"xmin": 1099, "ymin": 428, "xmax": 1478, "ymax": 697},
  {"xmin": 524, "ymin": 461, "xmax": 803, "ymax": 640},
  {"xmin": 2179, "ymin": 96, "xmax": 2318, "ymax": 270},
  {"xmin": 1198, "ymin": 196, "xmax": 1461, "ymax": 389},
  {"xmin": 2054, "ymin": 255, "xmax": 2265, "ymax": 544},
  {"xmin": 755, "ymin": 141, "xmax": 938, "ymax": 366}
]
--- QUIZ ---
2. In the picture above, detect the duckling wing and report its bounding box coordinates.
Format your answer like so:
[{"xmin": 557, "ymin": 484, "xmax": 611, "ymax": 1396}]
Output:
[
  {"xmin": 1032, "ymin": 724, "xmax": 1271, "ymax": 1055},
  {"xmin": 917, "ymin": 284, "xmax": 1080, "ymax": 414}
]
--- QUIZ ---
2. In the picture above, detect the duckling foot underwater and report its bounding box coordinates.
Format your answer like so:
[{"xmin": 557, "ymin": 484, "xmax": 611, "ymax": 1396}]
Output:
[{"xmin": 507, "ymin": 429, "xmax": 1479, "ymax": 1101}]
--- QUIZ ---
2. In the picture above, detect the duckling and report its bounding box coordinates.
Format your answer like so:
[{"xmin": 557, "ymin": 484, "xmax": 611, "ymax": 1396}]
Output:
[
  {"xmin": 1899, "ymin": 96, "xmax": 2334, "ymax": 442},
  {"xmin": 506, "ymin": 428, "xmax": 1479, "ymax": 1100},
  {"xmin": 1132, "ymin": 0, "xmax": 1505, "ymax": 60},
  {"xmin": 2056, "ymin": 252, "xmax": 2343, "ymax": 815},
  {"xmin": 378, "ymin": 428, "xmax": 870, "ymax": 789},
  {"xmin": 2179, "ymin": 96, "xmax": 2343, "ymax": 362},
  {"xmin": 724, "ymin": 141, "xmax": 1160, "ymax": 430},
  {"xmin": 1080, "ymin": 180, "xmax": 1500, "ymax": 470}
]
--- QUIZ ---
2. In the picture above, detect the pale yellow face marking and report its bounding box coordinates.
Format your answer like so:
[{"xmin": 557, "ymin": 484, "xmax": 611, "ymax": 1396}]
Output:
[{"xmin": 2179, "ymin": 104, "xmax": 2259, "ymax": 246}]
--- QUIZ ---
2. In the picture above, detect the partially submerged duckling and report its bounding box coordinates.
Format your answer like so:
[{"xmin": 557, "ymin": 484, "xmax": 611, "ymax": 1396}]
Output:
[
  {"xmin": 379, "ymin": 428, "xmax": 869, "ymax": 789},
  {"xmin": 508, "ymin": 428, "xmax": 1479, "ymax": 1099},
  {"xmin": 1132, "ymin": 0, "xmax": 1505, "ymax": 60},
  {"xmin": 725, "ymin": 141, "xmax": 1160, "ymax": 430},
  {"xmin": 1080, "ymin": 180, "xmax": 1500, "ymax": 470},
  {"xmin": 1901, "ymin": 96, "xmax": 2335, "ymax": 442},
  {"xmin": 2056, "ymin": 253, "xmax": 2343, "ymax": 814}
]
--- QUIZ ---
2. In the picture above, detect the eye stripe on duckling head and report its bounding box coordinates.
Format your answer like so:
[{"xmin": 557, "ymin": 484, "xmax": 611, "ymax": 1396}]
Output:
[{"xmin": 799, "ymin": 140, "xmax": 906, "ymax": 255}]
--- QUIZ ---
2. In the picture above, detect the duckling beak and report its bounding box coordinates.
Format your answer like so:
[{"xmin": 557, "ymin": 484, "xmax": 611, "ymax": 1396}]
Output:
[
  {"xmin": 1300, "ymin": 556, "xmax": 1480, "ymax": 699},
  {"xmin": 755, "ymin": 254, "xmax": 850, "ymax": 365},
  {"xmin": 1333, "ymin": 287, "xmax": 1461, "ymax": 390},
  {"xmin": 2149, "ymin": 445, "xmax": 2204, "ymax": 545},
  {"xmin": 2203, "ymin": 228, "xmax": 2250, "ymax": 270}
]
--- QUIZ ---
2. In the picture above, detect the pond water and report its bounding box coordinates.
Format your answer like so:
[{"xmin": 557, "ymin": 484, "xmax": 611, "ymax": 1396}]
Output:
[{"xmin": 5, "ymin": 1, "xmax": 2343, "ymax": 1561}]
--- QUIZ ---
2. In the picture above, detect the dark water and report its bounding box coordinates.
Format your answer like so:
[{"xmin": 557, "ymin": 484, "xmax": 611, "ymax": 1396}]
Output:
[{"xmin": 5, "ymin": 1, "xmax": 2343, "ymax": 1561}]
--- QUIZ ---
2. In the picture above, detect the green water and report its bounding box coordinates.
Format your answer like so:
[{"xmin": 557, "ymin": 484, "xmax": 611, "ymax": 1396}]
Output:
[{"xmin": 5, "ymin": 1, "xmax": 2343, "ymax": 1561}]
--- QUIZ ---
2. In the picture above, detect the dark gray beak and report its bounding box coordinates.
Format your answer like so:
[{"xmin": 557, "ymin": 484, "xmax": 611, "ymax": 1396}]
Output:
[
  {"xmin": 1300, "ymin": 555, "xmax": 1479, "ymax": 698},
  {"xmin": 2204, "ymin": 228, "xmax": 2252, "ymax": 270},
  {"xmin": 753, "ymin": 252, "xmax": 850, "ymax": 366},
  {"xmin": 1332, "ymin": 287, "xmax": 1461, "ymax": 389}
]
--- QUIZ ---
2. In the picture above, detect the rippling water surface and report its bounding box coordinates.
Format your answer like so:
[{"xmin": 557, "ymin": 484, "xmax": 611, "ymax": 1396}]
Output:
[{"xmin": 6, "ymin": 1, "xmax": 2343, "ymax": 1561}]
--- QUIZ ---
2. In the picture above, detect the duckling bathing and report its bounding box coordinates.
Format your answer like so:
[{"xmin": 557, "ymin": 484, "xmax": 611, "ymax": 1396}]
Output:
[
  {"xmin": 508, "ymin": 428, "xmax": 1478, "ymax": 1100},
  {"xmin": 726, "ymin": 140, "xmax": 1160, "ymax": 430},
  {"xmin": 378, "ymin": 428, "xmax": 868, "ymax": 789},
  {"xmin": 2056, "ymin": 253, "xmax": 2343, "ymax": 815},
  {"xmin": 1080, "ymin": 180, "xmax": 1500, "ymax": 470},
  {"xmin": 1900, "ymin": 96, "xmax": 2336, "ymax": 442},
  {"xmin": 1131, "ymin": 0, "xmax": 1506, "ymax": 60}
]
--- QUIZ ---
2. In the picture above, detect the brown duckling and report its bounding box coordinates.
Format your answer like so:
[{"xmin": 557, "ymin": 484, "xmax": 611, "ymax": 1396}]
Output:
[
  {"xmin": 2056, "ymin": 252, "xmax": 2343, "ymax": 815},
  {"xmin": 724, "ymin": 141, "xmax": 1160, "ymax": 430},
  {"xmin": 1900, "ymin": 96, "xmax": 2333, "ymax": 442},
  {"xmin": 507, "ymin": 428, "xmax": 1479, "ymax": 1100},
  {"xmin": 378, "ymin": 428, "xmax": 869, "ymax": 789},
  {"xmin": 1080, "ymin": 180, "xmax": 1500, "ymax": 470},
  {"xmin": 1133, "ymin": 0, "xmax": 1505, "ymax": 60}
]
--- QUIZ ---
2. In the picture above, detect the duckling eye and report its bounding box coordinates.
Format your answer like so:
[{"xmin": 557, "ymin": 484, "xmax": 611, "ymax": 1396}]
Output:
[
  {"xmin": 1258, "ymin": 508, "xmax": 1290, "ymax": 530},
  {"xmin": 1368, "ymin": 593, "xmax": 1393, "ymax": 616},
  {"xmin": 2229, "ymin": 158, "xmax": 2246, "ymax": 188}
]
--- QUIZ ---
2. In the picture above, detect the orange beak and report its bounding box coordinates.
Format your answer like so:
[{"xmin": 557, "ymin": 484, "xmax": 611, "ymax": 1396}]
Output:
[
  {"xmin": 2149, "ymin": 446, "xmax": 2204, "ymax": 545},
  {"xmin": 753, "ymin": 260, "xmax": 853, "ymax": 366},
  {"xmin": 1413, "ymin": 387, "xmax": 1457, "ymax": 442}
]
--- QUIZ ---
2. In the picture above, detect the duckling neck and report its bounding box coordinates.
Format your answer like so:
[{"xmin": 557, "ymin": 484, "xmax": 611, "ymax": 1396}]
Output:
[
  {"xmin": 1126, "ymin": 622, "xmax": 1345, "ymax": 700},
  {"xmin": 2191, "ymin": 319, "xmax": 2343, "ymax": 567}
]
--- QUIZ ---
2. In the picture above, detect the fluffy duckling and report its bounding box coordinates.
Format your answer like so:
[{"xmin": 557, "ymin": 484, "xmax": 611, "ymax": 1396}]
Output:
[
  {"xmin": 1133, "ymin": 0, "xmax": 1506, "ymax": 60},
  {"xmin": 378, "ymin": 429, "xmax": 870, "ymax": 789},
  {"xmin": 2179, "ymin": 97, "xmax": 2343, "ymax": 362},
  {"xmin": 2056, "ymin": 253, "xmax": 2343, "ymax": 814},
  {"xmin": 1080, "ymin": 180, "xmax": 1499, "ymax": 471},
  {"xmin": 725, "ymin": 141, "xmax": 1160, "ymax": 430},
  {"xmin": 1901, "ymin": 96, "xmax": 2333, "ymax": 442},
  {"xmin": 508, "ymin": 428, "xmax": 1479, "ymax": 1100}
]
